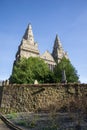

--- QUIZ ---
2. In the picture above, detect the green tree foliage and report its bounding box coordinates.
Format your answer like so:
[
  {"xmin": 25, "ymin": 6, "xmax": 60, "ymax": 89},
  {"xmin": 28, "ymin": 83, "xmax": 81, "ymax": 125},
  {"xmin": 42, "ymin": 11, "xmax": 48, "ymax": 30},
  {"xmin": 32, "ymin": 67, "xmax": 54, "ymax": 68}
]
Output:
[
  {"xmin": 54, "ymin": 57, "xmax": 79, "ymax": 83},
  {"xmin": 9, "ymin": 57, "xmax": 54, "ymax": 84}
]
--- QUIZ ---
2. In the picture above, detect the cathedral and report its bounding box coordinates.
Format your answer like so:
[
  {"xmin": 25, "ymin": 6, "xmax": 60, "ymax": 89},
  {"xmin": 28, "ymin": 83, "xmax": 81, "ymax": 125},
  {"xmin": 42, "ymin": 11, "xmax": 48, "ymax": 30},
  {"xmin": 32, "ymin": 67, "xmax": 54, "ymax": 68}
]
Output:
[{"xmin": 15, "ymin": 24, "xmax": 68, "ymax": 71}]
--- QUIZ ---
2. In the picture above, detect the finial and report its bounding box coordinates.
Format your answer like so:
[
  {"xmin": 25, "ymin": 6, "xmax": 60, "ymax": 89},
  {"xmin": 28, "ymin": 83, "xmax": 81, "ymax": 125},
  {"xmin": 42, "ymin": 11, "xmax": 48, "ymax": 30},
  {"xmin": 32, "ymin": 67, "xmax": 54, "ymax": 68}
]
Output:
[{"xmin": 28, "ymin": 23, "xmax": 32, "ymax": 29}]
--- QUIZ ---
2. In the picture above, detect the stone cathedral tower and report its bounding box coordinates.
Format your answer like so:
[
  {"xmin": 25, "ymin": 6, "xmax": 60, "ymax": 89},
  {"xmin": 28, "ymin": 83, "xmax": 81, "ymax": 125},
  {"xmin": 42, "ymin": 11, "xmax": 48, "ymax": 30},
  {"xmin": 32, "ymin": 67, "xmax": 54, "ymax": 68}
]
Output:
[{"xmin": 15, "ymin": 24, "xmax": 39, "ymax": 61}]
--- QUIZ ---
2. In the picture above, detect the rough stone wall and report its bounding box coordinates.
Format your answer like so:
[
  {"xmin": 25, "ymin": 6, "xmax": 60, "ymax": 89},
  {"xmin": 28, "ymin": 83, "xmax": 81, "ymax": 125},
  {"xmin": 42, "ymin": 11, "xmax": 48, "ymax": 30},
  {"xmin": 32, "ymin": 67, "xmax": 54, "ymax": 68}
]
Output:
[{"xmin": 0, "ymin": 84, "xmax": 87, "ymax": 114}]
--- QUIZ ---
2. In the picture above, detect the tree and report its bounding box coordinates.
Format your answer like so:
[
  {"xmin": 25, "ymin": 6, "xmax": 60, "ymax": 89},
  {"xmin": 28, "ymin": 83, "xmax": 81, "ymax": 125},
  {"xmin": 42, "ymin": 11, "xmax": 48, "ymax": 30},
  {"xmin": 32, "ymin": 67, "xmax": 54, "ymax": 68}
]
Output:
[
  {"xmin": 9, "ymin": 57, "xmax": 54, "ymax": 84},
  {"xmin": 54, "ymin": 57, "xmax": 79, "ymax": 83}
]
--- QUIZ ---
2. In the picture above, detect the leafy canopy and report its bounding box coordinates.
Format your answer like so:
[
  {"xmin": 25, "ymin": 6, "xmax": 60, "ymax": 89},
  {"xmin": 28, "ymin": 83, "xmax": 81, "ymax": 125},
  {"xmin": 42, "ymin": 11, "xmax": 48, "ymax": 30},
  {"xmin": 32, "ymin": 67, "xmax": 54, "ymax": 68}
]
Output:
[
  {"xmin": 10, "ymin": 57, "xmax": 54, "ymax": 84},
  {"xmin": 54, "ymin": 57, "xmax": 79, "ymax": 83}
]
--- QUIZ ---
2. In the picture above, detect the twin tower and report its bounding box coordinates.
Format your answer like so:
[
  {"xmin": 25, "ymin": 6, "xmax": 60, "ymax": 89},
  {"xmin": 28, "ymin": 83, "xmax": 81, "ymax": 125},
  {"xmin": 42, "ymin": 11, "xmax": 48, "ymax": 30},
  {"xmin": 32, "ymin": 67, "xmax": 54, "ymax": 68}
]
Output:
[{"xmin": 15, "ymin": 24, "xmax": 68, "ymax": 71}]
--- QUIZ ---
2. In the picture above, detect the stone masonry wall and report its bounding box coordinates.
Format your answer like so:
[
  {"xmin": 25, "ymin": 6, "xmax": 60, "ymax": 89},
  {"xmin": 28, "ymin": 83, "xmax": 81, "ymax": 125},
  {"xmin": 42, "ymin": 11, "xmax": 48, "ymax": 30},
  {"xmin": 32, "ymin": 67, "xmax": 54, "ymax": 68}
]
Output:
[{"xmin": 0, "ymin": 83, "xmax": 87, "ymax": 114}]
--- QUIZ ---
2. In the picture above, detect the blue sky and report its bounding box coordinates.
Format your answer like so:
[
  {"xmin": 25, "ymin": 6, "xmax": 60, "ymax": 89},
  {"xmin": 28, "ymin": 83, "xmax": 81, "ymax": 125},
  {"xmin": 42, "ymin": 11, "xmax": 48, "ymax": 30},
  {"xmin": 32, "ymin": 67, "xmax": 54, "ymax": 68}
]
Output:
[{"xmin": 0, "ymin": 0, "xmax": 87, "ymax": 83}]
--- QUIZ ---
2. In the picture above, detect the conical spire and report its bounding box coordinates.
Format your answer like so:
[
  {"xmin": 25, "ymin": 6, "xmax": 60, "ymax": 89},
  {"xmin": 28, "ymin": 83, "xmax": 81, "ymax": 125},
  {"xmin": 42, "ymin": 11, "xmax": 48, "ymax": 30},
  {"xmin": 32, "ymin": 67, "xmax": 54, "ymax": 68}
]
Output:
[
  {"xmin": 23, "ymin": 24, "xmax": 34, "ymax": 45},
  {"xmin": 54, "ymin": 34, "xmax": 62, "ymax": 49},
  {"xmin": 52, "ymin": 34, "xmax": 64, "ymax": 62},
  {"xmin": 15, "ymin": 24, "xmax": 40, "ymax": 61}
]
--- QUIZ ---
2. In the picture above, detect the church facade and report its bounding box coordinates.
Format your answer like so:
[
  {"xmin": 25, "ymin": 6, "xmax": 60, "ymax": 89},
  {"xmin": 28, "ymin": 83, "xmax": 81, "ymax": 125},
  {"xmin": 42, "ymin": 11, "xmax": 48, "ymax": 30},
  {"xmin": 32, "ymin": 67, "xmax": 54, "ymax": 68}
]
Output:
[{"xmin": 15, "ymin": 24, "xmax": 68, "ymax": 71}]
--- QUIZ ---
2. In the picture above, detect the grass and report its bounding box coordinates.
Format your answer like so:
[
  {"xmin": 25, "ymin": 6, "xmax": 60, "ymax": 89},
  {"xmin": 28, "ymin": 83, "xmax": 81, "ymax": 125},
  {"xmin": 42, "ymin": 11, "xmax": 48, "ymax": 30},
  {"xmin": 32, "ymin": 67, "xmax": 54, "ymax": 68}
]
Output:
[
  {"xmin": 15, "ymin": 120, "xmax": 27, "ymax": 127},
  {"xmin": 6, "ymin": 113, "xmax": 17, "ymax": 119}
]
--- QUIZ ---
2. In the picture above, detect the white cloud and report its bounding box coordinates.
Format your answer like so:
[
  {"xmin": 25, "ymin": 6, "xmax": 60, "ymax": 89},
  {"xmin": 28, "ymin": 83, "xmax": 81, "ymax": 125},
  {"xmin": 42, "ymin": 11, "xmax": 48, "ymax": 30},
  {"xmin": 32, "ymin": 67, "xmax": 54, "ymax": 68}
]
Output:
[{"xmin": 80, "ymin": 76, "xmax": 87, "ymax": 83}]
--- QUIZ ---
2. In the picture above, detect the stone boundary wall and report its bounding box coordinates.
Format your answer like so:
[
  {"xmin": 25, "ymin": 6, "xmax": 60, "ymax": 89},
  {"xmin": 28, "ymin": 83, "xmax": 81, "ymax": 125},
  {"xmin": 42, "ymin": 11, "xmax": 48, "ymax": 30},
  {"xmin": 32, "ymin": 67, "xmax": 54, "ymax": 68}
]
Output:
[{"xmin": 0, "ymin": 83, "xmax": 87, "ymax": 114}]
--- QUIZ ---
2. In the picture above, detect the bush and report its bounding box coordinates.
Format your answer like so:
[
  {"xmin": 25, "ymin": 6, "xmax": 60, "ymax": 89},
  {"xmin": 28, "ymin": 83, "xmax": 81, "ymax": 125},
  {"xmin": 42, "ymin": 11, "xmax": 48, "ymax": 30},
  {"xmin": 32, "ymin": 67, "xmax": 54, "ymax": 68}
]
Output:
[{"xmin": 10, "ymin": 57, "xmax": 54, "ymax": 84}]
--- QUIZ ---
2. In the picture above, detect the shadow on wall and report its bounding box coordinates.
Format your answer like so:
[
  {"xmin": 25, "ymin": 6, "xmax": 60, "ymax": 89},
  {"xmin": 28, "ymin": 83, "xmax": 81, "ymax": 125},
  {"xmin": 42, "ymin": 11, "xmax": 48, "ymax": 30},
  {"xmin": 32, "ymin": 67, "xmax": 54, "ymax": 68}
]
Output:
[{"xmin": 0, "ymin": 86, "xmax": 4, "ymax": 107}]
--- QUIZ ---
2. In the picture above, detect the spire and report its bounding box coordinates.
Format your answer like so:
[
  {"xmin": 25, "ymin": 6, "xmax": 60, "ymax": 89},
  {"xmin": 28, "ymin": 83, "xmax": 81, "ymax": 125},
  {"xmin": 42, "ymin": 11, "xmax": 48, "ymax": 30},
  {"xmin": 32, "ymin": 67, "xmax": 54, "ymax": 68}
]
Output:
[
  {"xmin": 23, "ymin": 23, "xmax": 34, "ymax": 44},
  {"xmin": 54, "ymin": 34, "xmax": 62, "ymax": 49},
  {"xmin": 52, "ymin": 34, "xmax": 69, "ymax": 63},
  {"xmin": 52, "ymin": 34, "xmax": 64, "ymax": 62},
  {"xmin": 15, "ymin": 24, "xmax": 40, "ymax": 61}
]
